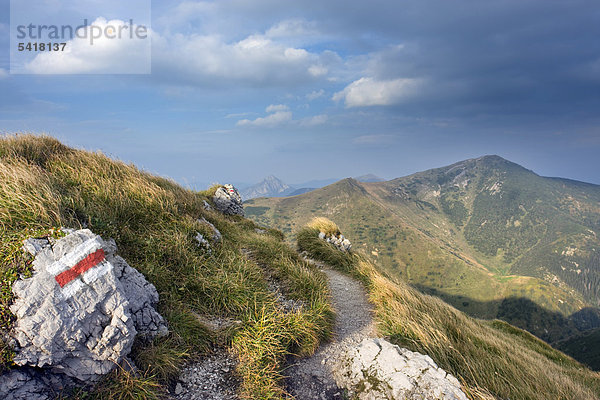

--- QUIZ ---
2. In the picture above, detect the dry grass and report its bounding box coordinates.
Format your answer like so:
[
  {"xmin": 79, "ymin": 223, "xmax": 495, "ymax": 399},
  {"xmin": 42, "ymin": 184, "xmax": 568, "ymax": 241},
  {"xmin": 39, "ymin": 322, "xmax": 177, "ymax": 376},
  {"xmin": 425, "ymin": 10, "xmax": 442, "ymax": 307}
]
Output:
[
  {"xmin": 307, "ymin": 217, "xmax": 341, "ymax": 236},
  {"xmin": 298, "ymin": 221, "xmax": 600, "ymax": 400},
  {"xmin": 0, "ymin": 134, "xmax": 334, "ymax": 399}
]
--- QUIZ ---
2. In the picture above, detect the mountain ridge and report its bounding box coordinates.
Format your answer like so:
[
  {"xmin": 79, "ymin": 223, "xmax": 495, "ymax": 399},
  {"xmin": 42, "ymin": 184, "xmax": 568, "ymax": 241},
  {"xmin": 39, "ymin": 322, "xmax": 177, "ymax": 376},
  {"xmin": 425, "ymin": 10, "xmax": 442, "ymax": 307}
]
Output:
[{"xmin": 245, "ymin": 155, "xmax": 600, "ymax": 349}]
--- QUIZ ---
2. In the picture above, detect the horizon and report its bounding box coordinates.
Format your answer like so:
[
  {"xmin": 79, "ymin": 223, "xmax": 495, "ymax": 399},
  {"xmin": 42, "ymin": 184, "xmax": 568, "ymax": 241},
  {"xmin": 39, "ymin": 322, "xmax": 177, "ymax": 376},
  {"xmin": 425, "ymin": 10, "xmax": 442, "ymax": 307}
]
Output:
[
  {"xmin": 1, "ymin": 0, "xmax": 600, "ymax": 186},
  {"xmin": 226, "ymin": 153, "xmax": 600, "ymax": 192}
]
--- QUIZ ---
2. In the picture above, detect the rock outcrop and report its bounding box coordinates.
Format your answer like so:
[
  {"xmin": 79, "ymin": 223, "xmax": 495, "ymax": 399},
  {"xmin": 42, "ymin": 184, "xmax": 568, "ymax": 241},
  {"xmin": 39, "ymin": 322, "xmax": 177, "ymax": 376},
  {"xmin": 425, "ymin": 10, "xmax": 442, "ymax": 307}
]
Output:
[
  {"xmin": 334, "ymin": 338, "xmax": 467, "ymax": 400},
  {"xmin": 213, "ymin": 184, "xmax": 244, "ymax": 216},
  {"xmin": 318, "ymin": 231, "xmax": 352, "ymax": 252},
  {"xmin": 6, "ymin": 229, "xmax": 167, "ymax": 384}
]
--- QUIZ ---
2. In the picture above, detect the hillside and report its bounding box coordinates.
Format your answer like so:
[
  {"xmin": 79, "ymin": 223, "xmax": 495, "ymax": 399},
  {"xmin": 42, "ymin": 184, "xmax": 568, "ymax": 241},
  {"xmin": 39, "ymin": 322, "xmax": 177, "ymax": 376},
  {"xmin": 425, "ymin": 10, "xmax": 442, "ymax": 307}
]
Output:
[
  {"xmin": 297, "ymin": 219, "xmax": 600, "ymax": 400},
  {"xmin": 0, "ymin": 135, "xmax": 333, "ymax": 398},
  {"xmin": 245, "ymin": 156, "xmax": 600, "ymax": 345}
]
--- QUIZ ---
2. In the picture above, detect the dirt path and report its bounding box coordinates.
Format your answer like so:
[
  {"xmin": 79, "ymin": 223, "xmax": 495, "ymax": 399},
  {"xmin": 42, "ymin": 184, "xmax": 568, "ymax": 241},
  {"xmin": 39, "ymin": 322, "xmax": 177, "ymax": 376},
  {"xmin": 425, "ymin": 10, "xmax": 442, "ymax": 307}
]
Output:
[{"xmin": 285, "ymin": 260, "xmax": 376, "ymax": 399}]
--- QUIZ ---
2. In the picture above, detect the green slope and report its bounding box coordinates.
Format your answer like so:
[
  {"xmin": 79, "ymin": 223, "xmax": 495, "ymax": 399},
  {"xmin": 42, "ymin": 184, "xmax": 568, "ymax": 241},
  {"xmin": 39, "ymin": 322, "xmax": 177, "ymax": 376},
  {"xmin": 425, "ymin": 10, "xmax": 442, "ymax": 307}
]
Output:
[
  {"xmin": 245, "ymin": 155, "xmax": 600, "ymax": 343},
  {"xmin": 0, "ymin": 135, "xmax": 334, "ymax": 398}
]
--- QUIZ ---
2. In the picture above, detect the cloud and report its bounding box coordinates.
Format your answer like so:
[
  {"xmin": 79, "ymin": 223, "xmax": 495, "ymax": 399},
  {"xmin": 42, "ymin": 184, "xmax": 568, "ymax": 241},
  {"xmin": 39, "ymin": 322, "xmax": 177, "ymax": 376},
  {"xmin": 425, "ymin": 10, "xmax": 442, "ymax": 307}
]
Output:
[
  {"xmin": 236, "ymin": 104, "xmax": 326, "ymax": 127},
  {"xmin": 333, "ymin": 77, "xmax": 423, "ymax": 107},
  {"xmin": 308, "ymin": 65, "xmax": 328, "ymax": 77},
  {"xmin": 0, "ymin": 68, "xmax": 8, "ymax": 79},
  {"xmin": 24, "ymin": 17, "xmax": 150, "ymax": 74},
  {"xmin": 237, "ymin": 105, "xmax": 293, "ymax": 127},
  {"xmin": 306, "ymin": 89, "xmax": 325, "ymax": 101},
  {"xmin": 265, "ymin": 104, "xmax": 289, "ymax": 113},
  {"xmin": 152, "ymin": 25, "xmax": 340, "ymax": 87},
  {"xmin": 300, "ymin": 114, "xmax": 328, "ymax": 126}
]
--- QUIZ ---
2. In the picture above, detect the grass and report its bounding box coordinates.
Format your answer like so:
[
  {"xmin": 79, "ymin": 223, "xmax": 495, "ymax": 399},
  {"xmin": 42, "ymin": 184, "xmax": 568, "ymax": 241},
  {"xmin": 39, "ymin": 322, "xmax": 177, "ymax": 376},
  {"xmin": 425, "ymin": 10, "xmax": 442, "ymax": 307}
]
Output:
[
  {"xmin": 0, "ymin": 134, "xmax": 333, "ymax": 398},
  {"xmin": 297, "ymin": 218, "xmax": 600, "ymax": 400},
  {"xmin": 306, "ymin": 217, "xmax": 341, "ymax": 237}
]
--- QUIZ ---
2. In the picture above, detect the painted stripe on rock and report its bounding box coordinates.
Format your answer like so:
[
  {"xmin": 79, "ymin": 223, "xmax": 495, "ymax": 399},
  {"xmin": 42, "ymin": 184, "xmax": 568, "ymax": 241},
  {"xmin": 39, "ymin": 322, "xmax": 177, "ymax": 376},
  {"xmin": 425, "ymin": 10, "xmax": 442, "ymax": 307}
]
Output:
[
  {"xmin": 55, "ymin": 248, "xmax": 106, "ymax": 287},
  {"xmin": 46, "ymin": 238, "xmax": 103, "ymax": 275}
]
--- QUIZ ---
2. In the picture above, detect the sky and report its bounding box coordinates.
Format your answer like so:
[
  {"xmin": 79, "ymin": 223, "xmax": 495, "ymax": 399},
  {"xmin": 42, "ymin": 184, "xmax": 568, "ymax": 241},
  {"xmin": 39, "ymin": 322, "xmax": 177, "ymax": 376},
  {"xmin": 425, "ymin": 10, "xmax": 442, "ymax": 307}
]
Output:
[{"xmin": 1, "ymin": 0, "xmax": 599, "ymax": 188}]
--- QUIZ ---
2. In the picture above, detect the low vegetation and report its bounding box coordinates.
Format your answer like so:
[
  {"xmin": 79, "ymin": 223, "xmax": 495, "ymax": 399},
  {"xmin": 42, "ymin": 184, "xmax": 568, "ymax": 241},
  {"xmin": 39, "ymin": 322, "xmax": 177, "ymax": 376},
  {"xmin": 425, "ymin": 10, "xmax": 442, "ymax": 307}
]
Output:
[
  {"xmin": 297, "ymin": 218, "xmax": 600, "ymax": 400},
  {"xmin": 0, "ymin": 134, "xmax": 333, "ymax": 398}
]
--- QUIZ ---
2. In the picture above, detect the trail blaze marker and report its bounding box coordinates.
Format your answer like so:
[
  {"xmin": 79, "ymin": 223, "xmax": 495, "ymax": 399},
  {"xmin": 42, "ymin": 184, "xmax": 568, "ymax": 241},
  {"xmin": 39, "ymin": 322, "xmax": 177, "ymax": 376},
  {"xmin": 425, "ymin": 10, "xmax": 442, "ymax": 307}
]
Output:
[{"xmin": 46, "ymin": 237, "xmax": 113, "ymax": 298}]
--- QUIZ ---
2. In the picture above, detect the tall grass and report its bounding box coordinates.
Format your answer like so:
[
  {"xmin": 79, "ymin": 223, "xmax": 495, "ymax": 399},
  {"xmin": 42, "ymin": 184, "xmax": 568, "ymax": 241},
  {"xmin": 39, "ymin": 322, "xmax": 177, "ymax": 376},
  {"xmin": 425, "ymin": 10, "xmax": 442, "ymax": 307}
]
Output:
[
  {"xmin": 0, "ymin": 134, "xmax": 333, "ymax": 398},
  {"xmin": 297, "ymin": 220, "xmax": 600, "ymax": 400}
]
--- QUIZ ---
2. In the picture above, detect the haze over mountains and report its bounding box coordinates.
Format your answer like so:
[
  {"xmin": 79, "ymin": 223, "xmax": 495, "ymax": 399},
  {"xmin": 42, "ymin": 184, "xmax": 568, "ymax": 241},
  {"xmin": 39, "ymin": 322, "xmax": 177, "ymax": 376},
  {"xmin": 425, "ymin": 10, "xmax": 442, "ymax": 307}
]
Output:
[
  {"xmin": 245, "ymin": 155, "xmax": 600, "ymax": 367},
  {"xmin": 240, "ymin": 174, "xmax": 384, "ymax": 200}
]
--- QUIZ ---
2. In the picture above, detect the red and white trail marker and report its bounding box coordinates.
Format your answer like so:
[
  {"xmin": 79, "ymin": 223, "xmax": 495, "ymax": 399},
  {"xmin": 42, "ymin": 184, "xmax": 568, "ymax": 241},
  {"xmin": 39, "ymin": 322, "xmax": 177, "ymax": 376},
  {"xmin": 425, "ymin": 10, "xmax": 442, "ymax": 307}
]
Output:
[{"xmin": 46, "ymin": 237, "xmax": 113, "ymax": 298}]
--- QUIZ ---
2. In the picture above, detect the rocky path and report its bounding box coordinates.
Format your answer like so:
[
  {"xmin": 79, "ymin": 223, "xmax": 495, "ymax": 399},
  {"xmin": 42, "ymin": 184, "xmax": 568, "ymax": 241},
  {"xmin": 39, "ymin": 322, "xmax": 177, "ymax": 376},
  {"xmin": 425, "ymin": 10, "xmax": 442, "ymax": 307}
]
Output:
[{"xmin": 285, "ymin": 260, "xmax": 376, "ymax": 399}]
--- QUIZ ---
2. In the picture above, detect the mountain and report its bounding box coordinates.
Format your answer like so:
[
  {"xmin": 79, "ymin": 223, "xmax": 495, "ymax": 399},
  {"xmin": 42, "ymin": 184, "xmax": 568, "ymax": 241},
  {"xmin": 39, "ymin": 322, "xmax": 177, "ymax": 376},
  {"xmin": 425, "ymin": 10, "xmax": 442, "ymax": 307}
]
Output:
[
  {"xmin": 240, "ymin": 175, "xmax": 293, "ymax": 199},
  {"xmin": 2, "ymin": 136, "xmax": 600, "ymax": 398},
  {"xmin": 354, "ymin": 173, "xmax": 384, "ymax": 182},
  {"xmin": 245, "ymin": 155, "xmax": 600, "ymax": 345}
]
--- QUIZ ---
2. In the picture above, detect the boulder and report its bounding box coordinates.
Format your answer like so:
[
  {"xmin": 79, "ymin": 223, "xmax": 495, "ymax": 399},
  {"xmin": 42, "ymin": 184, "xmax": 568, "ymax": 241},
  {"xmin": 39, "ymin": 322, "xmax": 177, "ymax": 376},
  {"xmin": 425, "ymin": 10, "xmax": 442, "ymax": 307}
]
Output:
[
  {"xmin": 334, "ymin": 338, "xmax": 467, "ymax": 400},
  {"xmin": 6, "ymin": 229, "xmax": 167, "ymax": 383},
  {"xmin": 212, "ymin": 184, "xmax": 244, "ymax": 216}
]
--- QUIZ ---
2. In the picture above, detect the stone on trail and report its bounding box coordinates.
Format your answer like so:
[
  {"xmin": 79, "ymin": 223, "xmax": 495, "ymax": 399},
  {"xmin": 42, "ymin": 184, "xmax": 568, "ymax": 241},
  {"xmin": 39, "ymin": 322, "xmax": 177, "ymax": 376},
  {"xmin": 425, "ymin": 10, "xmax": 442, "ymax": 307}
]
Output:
[
  {"xmin": 212, "ymin": 184, "xmax": 244, "ymax": 216},
  {"xmin": 6, "ymin": 229, "xmax": 168, "ymax": 384},
  {"xmin": 334, "ymin": 338, "xmax": 468, "ymax": 400}
]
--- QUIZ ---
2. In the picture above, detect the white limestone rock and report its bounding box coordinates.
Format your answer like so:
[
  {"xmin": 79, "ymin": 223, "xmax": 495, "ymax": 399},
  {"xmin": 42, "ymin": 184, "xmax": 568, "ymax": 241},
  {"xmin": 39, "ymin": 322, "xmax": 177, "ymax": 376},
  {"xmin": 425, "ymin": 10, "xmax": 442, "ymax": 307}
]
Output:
[
  {"xmin": 212, "ymin": 184, "xmax": 244, "ymax": 216},
  {"xmin": 318, "ymin": 231, "xmax": 352, "ymax": 252},
  {"xmin": 199, "ymin": 217, "xmax": 222, "ymax": 243},
  {"xmin": 334, "ymin": 338, "xmax": 467, "ymax": 400},
  {"xmin": 7, "ymin": 229, "xmax": 167, "ymax": 383}
]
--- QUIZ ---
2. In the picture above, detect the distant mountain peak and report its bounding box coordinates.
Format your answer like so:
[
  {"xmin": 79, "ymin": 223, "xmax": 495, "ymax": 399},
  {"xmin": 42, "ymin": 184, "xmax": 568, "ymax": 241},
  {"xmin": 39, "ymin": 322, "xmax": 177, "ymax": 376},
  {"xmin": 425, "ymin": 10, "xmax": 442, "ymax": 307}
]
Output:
[{"xmin": 241, "ymin": 175, "xmax": 292, "ymax": 200}]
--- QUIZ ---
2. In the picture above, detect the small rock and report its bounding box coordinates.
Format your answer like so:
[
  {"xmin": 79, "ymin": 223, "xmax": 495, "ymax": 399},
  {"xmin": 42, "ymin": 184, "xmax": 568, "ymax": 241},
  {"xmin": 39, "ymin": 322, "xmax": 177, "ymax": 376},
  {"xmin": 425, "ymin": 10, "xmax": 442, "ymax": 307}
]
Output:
[
  {"xmin": 175, "ymin": 382, "xmax": 183, "ymax": 395},
  {"xmin": 199, "ymin": 218, "xmax": 222, "ymax": 243}
]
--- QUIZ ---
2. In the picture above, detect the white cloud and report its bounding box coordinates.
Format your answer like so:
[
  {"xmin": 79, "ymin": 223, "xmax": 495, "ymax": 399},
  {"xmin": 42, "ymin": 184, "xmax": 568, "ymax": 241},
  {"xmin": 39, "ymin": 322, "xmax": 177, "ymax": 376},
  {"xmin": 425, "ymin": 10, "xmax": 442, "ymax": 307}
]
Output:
[
  {"xmin": 152, "ymin": 21, "xmax": 340, "ymax": 87},
  {"xmin": 308, "ymin": 65, "xmax": 328, "ymax": 77},
  {"xmin": 333, "ymin": 77, "xmax": 423, "ymax": 107},
  {"xmin": 24, "ymin": 17, "xmax": 150, "ymax": 74},
  {"xmin": 0, "ymin": 68, "xmax": 8, "ymax": 79},
  {"xmin": 306, "ymin": 89, "xmax": 325, "ymax": 101},
  {"xmin": 300, "ymin": 114, "xmax": 328, "ymax": 126},
  {"xmin": 265, "ymin": 104, "xmax": 289, "ymax": 113},
  {"xmin": 237, "ymin": 110, "xmax": 293, "ymax": 128}
]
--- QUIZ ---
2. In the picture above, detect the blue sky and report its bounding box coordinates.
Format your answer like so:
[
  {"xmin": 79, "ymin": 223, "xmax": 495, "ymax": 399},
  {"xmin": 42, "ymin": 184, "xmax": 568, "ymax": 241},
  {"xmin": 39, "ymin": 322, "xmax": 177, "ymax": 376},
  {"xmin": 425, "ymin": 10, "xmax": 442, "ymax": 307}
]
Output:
[{"xmin": 1, "ymin": 0, "xmax": 599, "ymax": 188}]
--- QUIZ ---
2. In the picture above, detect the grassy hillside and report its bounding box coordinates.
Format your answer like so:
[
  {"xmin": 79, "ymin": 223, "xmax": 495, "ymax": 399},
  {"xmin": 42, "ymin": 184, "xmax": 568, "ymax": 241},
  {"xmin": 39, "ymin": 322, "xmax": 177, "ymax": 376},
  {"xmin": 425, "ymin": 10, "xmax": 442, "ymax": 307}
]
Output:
[
  {"xmin": 245, "ymin": 156, "xmax": 600, "ymax": 345},
  {"xmin": 0, "ymin": 134, "xmax": 334, "ymax": 399},
  {"xmin": 297, "ymin": 219, "xmax": 600, "ymax": 400}
]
